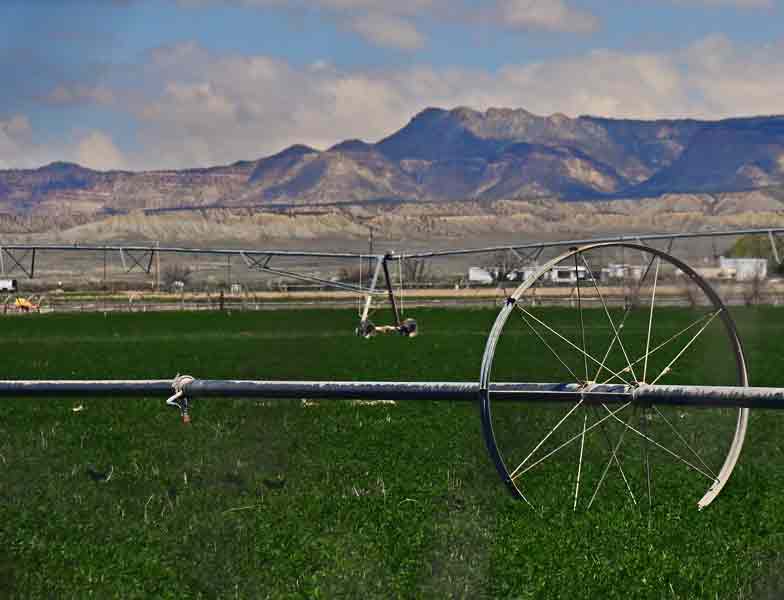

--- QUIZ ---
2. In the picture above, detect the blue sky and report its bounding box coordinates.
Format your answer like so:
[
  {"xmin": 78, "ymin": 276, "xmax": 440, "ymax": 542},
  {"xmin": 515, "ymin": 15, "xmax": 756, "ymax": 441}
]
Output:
[{"xmin": 0, "ymin": 0, "xmax": 782, "ymax": 170}]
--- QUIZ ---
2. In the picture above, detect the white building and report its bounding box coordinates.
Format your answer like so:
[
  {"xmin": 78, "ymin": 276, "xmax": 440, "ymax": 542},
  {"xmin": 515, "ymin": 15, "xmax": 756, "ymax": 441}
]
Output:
[
  {"xmin": 507, "ymin": 265, "xmax": 542, "ymax": 282},
  {"xmin": 0, "ymin": 279, "xmax": 17, "ymax": 292},
  {"xmin": 719, "ymin": 257, "xmax": 767, "ymax": 281},
  {"xmin": 468, "ymin": 267, "xmax": 495, "ymax": 284},
  {"xmin": 469, "ymin": 264, "xmax": 591, "ymax": 285},
  {"xmin": 601, "ymin": 264, "xmax": 643, "ymax": 281},
  {"xmin": 548, "ymin": 265, "xmax": 589, "ymax": 284}
]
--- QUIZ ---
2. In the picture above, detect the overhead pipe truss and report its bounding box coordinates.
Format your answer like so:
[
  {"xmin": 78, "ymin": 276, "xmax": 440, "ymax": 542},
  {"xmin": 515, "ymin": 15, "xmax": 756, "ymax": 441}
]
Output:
[
  {"xmin": 1, "ymin": 226, "xmax": 783, "ymax": 337},
  {"xmin": 1, "ymin": 227, "xmax": 783, "ymax": 276}
]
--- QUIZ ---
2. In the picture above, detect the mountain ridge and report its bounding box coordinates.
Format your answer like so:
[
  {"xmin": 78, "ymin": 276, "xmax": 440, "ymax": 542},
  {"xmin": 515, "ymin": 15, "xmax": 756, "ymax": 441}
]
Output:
[{"xmin": 2, "ymin": 107, "xmax": 784, "ymax": 224}]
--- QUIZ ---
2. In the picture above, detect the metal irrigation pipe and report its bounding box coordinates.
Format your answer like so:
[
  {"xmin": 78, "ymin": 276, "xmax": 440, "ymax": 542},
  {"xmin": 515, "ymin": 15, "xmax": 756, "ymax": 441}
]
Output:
[{"xmin": 2, "ymin": 379, "xmax": 784, "ymax": 409}]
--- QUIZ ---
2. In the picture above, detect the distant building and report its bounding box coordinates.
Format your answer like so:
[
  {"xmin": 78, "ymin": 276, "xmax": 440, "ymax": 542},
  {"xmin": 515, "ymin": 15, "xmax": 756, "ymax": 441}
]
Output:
[
  {"xmin": 719, "ymin": 257, "xmax": 767, "ymax": 281},
  {"xmin": 469, "ymin": 264, "xmax": 594, "ymax": 285},
  {"xmin": 548, "ymin": 265, "xmax": 589, "ymax": 284},
  {"xmin": 601, "ymin": 264, "xmax": 643, "ymax": 281},
  {"xmin": 230, "ymin": 283, "xmax": 243, "ymax": 294},
  {"xmin": 688, "ymin": 267, "xmax": 728, "ymax": 280},
  {"xmin": 0, "ymin": 279, "xmax": 18, "ymax": 292},
  {"xmin": 468, "ymin": 267, "xmax": 495, "ymax": 284},
  {"xmin": 507, "ymin": 265, "xmax": 542, "ymax": 282}
]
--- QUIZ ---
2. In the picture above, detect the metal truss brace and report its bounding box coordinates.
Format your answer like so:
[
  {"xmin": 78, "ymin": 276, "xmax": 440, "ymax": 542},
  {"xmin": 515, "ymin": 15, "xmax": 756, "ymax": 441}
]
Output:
[
  {"xmin": 381, "ymin": 254, "xmax": 402, "ymax": 327},
  {"xmin": 511, "ymin": 246, "xmax": 544, "ymax": 264},
  {"xmin": 241, "ymin": 252, "xmax": 384, "ymax": 296},
  {"xmin": 240, "ymin": 252, "xmax": 272, "ymax": 270},
  {"xmin": 119, "ymin": 248, "xmax": 155, "ymax": 274},
  {"xmin": 769, "ymin": 231, "xmax": 781, "ymax": 265},
  {"xmin": 360, "ymin": 255, "xmax": 385, "ymax": 323},
  {"xmin": 0, "ymin": 247, "xmax": 36, "ymax": 278}
]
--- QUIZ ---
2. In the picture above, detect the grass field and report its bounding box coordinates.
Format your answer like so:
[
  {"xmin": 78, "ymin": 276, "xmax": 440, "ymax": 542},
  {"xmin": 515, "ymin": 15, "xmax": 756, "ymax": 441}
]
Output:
[{"xmin": 2, "ymin": 307, "xmax": 784, "ymax": 598}]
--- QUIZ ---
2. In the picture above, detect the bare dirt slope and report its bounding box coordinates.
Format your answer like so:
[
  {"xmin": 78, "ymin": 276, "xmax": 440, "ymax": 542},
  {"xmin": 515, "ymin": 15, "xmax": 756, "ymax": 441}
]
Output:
[{"xmin": 3, "ymin": 190, "xmax": 782, "ymax": 247}]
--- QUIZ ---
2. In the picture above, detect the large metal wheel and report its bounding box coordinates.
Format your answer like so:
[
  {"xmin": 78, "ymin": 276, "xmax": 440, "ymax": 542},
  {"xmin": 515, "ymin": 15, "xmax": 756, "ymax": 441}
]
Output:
[{"xmin": 479, "ymin": 242, "xmax": 749, "ymax": 512}]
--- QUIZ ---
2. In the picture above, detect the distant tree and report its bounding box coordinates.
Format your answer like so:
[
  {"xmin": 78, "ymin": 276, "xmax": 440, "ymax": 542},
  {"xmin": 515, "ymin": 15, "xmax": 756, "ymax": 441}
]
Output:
[
  {"xmin": 727, "ymin": 234, "xmax": 783, "ymax": 259},
  {"xmin": 744, "ymin": 272, "xmax": 766, "ymax": 306},
  {"xmin": 401, "ymin": 258, "xmax": 430, "ymax": 285},
  {"xmin": 727, "ymin": 234, "xmax": 784, "ymax": 275},
  {"xmin": 680, "ymin": 280, "xmax": 700, "ymax": 309},
  {"xmin": 339, "ymin": 258, "xmax": 431, "ymax": 287},
  {"xmin": 336, "ymin": 266, "xmax": 362, "ymax": 284},
  {"xmin": 481, "ymin": 251, "xmax": 517, "ymax": 283},
  {"xmin": 162, "ymin": 264, "xmax": 193, "ymax": 288}
]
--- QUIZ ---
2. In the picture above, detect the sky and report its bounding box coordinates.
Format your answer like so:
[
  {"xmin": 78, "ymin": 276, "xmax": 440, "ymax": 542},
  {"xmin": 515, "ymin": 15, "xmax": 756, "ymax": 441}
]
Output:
[{"xmin": 0, "ymin": 0, "xmax": 782, "ymax": 171}]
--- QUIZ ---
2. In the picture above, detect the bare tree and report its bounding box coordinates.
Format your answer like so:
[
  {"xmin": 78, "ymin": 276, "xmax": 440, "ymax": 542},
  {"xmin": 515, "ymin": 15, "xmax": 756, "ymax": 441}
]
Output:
[
  {"xmin": 162, "ymin": 264, "xmax": 193, "ymax": 288},
  {"xmin": 401, "ymin": 258, "xmax": 430, "ymax": 285},
  {"xmin": 336, "ymin": 266, "xmax": 362, "ymax": 284},
  {"xmin": 680, "ymin": 280, "xmax": 700, "ymax": 309},
  {"xmin": 481, "ymin": 251, "xmax": 517, "ymax": 283},
  {"xmin": 743, "ymin": 272, "xmax": 765, "ymax": 306}
]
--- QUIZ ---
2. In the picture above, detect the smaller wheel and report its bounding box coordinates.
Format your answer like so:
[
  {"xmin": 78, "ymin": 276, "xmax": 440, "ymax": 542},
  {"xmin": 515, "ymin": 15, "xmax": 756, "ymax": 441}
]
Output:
[
  {"xmin": 399, "ymin": 318, "xmax": 418, "ymax": 337},
  {"xmin": 356, "ymin": 319, "xmax": 375, "ymax": 338}
]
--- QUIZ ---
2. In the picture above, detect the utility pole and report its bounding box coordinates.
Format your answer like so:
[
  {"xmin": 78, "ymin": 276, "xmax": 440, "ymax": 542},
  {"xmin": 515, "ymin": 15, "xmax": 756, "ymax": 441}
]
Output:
[
  {"xmin": 155, "ymin": 241, "xmax": 161, "ymax": 292},
  {"xmin": 368, "ymin": 225, "xmax": 374, "ymax": 255}
]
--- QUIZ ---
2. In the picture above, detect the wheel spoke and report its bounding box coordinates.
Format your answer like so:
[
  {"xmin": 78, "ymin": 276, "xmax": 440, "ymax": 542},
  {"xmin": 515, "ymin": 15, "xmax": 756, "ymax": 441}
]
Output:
[
  {"xmin": 587, "ymin": 407, "xmax": 637, "ymax": 510},
  {"xmin": 631, "ymin": 243, "xmax": 662, "ymax": 300},
  {"xmin": 580, "ymin": 254, "xmax": 637, "ymax": 382},
  {"xmin": 600, "ymin": 404, "xmax": 718, "ymax": 483},
  {"xmin": 652, "ymin": 406, "xmax": 717, "ymax": 478},
  {"xmin": 573, "ymin": 412, "xmax": 588, "ymax": 511},
  {"xmin": 649, "ymin": 309, "xmax": 723, "ymax": 386},
  {"xmin": 509, "ymin": 400, "xmax": 584, "ymax": 479},
  {"xmin": 598, "ymin": 309, "xmax": 720, "ymax": 386},
  {"xmin": 601, "ymin": 412, "xmax": 638, "ymax": 508},
  {"xmin": 593, "ymin": 307, "xmax": 633, "ymax": 383},
  {"xmin": 516, "ymin": 307, "xmax": 581, "ymax": 384},
  {"xmin": 514, "ymin": 402, "xmax": 633, "ymax": 480},
  {"xmin": 642, "ymin": 257, "xmax": 661, "ymax": 384},
  {"xmin": 516, "ymin": 305, "xmax": 633, "ymax": 386},
  {"xmin": 641, "ymin": 409, "xmax": 653, "ymax": 509},
  {"xmin": 574, "ymin": 253, "xmax": 589, "ymax": 382}
]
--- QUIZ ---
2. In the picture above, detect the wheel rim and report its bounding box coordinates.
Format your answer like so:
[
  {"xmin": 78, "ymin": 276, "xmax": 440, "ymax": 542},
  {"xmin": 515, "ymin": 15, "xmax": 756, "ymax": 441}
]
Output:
[{"xmin": 479, "ymin": 242, "xmax": 749, "ymax": 512}]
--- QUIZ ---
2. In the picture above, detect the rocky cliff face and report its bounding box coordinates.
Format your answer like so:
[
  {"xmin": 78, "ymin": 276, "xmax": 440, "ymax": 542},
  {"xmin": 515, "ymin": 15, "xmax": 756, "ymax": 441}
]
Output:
[
  {"xmin": 2, "ymin": 107, "xmax": 784, "ymax": 232},
  {"xmin": 0, "ymin": 161, "xmax": 254, "ymax": 216}
]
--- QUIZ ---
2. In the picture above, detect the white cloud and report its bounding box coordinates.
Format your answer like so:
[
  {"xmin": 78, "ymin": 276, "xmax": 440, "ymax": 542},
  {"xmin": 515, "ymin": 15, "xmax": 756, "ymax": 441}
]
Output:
[
  {"xmin": 495, "ymin": 50, "xmax": 688, "ymax": 118},
  {"xmin": 76, "ymin": 131, "xmax": 127, "ymax": 170},
  {"xmin": 7, "ymin": 35, "xmax": 784, "ymax": 170},
  {"xmin": 682, "ymin": 35, "xmax": 784, "ymax": 117},
  {"xmin": 492, "ymin": 0, "xmax": 600, "ymax": 33},
  {"xmin": 348, "ymin": 13, "xmax": 425, "ymax": 50},
  {"xmin": 47, "ymin": 84, "xmax": 116, "ymax": 106},
  {"xmin": 667, "ymin": 0, "xmax": 773, "ymax": 7},
  {"xmin": 176, "ymin": 0, "xmax": 440, "ymax": 15},
  {"xmin": 0, "ymin": 114, "xmax": 127, "ymax": 171},
  {"xmin": 0, "ymin": 114, "xmax": 31, "ymax": 138},
  {"xmin": 174, "ymin": 0, "xmax": 435, "ymax": 49},
  {"xmin": 0, "ymin": 115, "xmax": 34, "ymax": 169},
  {"xmin": 170, "ymin": 0, "xmax": 600, "ymax": 49},
  {"xmin": 125, "ymin": 37, "xmax": 784, "ymax": 169}
]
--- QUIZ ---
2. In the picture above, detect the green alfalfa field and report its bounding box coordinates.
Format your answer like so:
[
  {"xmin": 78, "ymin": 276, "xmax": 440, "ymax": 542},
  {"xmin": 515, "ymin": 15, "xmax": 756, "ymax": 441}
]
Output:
[{"xmin": 2, "ymin": 306, "xmax": 784, "ymax": 599}]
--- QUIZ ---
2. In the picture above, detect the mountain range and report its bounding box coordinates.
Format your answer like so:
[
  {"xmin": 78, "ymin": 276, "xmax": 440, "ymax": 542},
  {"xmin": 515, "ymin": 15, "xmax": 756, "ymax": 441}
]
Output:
[{"xmin": 1, "ymin": 107, "xmax": 784, "ymax": 240}]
